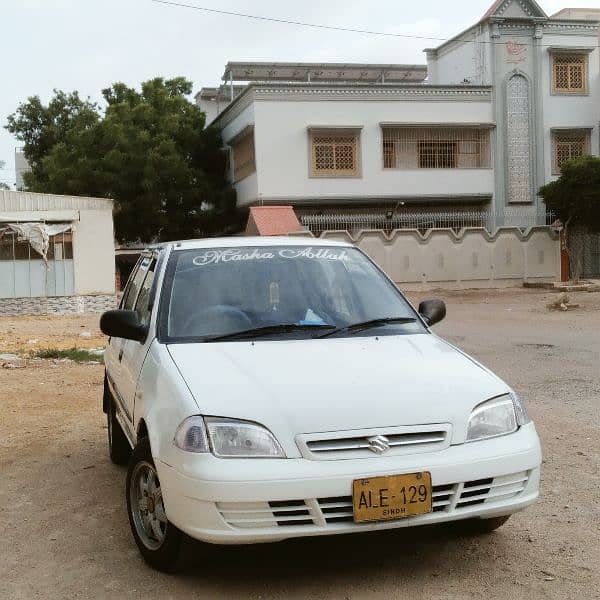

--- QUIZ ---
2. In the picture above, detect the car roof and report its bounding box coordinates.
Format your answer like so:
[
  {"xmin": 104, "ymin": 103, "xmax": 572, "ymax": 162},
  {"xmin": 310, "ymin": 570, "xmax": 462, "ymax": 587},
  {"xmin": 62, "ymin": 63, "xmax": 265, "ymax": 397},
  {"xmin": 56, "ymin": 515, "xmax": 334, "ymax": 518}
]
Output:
[{"xmin": 153, "ymin": 236, "xmax": 354, "ymax": 252}]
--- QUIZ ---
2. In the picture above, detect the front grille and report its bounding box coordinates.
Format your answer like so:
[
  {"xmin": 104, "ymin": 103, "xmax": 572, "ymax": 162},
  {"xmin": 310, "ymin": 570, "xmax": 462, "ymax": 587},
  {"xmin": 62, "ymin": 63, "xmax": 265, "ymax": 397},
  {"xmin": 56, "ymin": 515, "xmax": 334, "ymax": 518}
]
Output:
[
  {"xmin": 217, "ymin": 471, "xmax": 530, "ymax": 531},
  {"xmin": 217, "ymin": 500, "xmax": 314, "ymax": 529},
  {"xmin": 317, "ymin": 496, "xmax": 354, "ymax": 524},
  {"xmin": 298, "ymin": 425, "xmax": 451, "ymax": 460},
  {"xmin": 307, "ymin": 432, "xmax": 447, "ymax": 453},
  {"xmin": 269, "ymin": 500, "xmax": 313, "ymax": 526},
  {"xmin": 456, "ymin": 471, "xmax": 529, "ymax": 508}
]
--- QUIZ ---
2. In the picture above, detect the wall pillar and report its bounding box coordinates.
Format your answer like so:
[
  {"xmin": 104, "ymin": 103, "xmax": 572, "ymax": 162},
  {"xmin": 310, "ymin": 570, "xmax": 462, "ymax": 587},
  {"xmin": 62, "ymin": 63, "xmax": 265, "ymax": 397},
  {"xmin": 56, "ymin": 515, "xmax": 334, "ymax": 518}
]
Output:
[{"xmin": 560, "ymin": 230, "xmax": 570, "ymax": 282}]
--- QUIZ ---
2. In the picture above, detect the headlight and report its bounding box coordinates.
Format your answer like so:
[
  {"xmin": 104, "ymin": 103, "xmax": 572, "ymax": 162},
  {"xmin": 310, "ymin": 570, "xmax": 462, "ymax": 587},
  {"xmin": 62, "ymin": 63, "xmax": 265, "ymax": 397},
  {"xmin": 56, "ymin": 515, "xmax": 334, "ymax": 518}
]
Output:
[
  {"xmin": 510, "ymin": 391, "xmax": 531, "ymax": 427},
  {"xmin": 466, "ymin": 392, "xmax": 529, "ymax": 442},
  {"xmin": 174, "ymin": 416, "xmax": 286, "ymax": 458},
  {"xmin": 174, "ymin": 416, "xmax": 210, "ymax": 453}
]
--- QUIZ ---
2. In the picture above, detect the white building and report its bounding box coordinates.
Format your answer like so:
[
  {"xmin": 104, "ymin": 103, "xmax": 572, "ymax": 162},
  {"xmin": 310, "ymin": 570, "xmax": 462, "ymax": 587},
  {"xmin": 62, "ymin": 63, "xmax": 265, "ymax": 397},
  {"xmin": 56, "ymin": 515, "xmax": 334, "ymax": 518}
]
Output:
[
  {"xmin": 0, "ymin": 191, "xmax": 116, "ymax": 315},
  {"xmin": 198, "ymin": 0, "xmax": 599, "ymax": 232},
  {"xmin": 552, "ymin": 6, "xmax": 600, "ymax": 32},
  {"xmin": 14, "ymin": 148, "xmax": 30, "ymax": 191}
]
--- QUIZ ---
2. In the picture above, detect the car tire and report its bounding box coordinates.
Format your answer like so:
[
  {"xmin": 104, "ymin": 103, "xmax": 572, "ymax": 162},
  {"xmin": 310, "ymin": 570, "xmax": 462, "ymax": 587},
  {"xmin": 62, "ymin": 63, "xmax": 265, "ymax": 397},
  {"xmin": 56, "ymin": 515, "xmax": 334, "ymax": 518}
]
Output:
[
  {"xmin": 467, "ymin": 515, "xmax": 511, "ymax": 533},
  {"xmin": 126, "ymin": 437, "xmax": 184, "ymax": 572},
  {"xmin": 107, "ymin": 398, "xmax": 131, "ymax": 466}
]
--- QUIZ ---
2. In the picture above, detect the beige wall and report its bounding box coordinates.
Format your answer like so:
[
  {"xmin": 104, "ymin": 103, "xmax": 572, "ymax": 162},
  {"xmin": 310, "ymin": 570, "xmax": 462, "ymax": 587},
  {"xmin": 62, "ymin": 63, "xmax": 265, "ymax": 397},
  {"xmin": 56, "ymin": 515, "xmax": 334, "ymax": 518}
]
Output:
[
  {"xmin": 73, "ymin": 208, "xmax": 115, "ymax": 295},
  {"xmin": 316, "ymin": 227, "xmax": 560, "ymax": 291}
]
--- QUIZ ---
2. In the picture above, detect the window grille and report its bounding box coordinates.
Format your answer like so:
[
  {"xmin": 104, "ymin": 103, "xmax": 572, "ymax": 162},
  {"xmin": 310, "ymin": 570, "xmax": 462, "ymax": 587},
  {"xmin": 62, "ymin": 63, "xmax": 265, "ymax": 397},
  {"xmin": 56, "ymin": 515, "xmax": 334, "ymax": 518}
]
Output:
[
  {"xmin": 552, "ymin": 54, "xmax": 588, "ymax": 94},
  {"xmin": 310, "ymin": 132, "xmax": 359, "ymax": 177},
  {"xmin": 552, "ymin": 130, "xmax": 590, "ymax": 174},
  {"xmin": 231, "ymin": 130, "xmax": 256, "ymax": 182},
  {"xmin": 382, "ymin": 128, "xmax": 491, "ymax": 169},
  {"xmin": 419, "ymin": 142, "xmax": 457, "ymax": 168}
]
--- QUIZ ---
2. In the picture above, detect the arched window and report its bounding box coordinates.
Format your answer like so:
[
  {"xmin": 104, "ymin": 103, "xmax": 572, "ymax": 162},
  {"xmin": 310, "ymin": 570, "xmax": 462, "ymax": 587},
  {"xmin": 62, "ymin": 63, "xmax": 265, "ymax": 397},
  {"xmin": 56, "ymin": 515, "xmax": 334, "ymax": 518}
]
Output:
[{"xmin": 506, "ymin": 74, "xmax": 531, "ymax": 204}]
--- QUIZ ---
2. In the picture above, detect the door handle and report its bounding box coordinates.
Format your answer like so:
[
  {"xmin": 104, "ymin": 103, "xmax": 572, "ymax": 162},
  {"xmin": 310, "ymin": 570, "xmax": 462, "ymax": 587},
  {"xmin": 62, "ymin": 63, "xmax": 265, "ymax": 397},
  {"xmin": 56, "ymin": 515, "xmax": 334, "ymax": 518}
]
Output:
[{"xmin": 118, "ymin": 348, "xmax": 124, "ymax": 362}]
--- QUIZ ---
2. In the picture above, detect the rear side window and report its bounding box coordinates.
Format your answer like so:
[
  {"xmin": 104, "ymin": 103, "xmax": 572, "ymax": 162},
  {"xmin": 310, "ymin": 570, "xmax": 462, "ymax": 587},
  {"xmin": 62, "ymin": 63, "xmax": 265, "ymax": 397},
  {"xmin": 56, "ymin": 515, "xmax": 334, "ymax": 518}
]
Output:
[
  {"xmin": 122, "ymin": 257, "xmax": 150, "ymax": 310},
  {"xmin": 135, "ymin": 260, "xmax": 157, "ymax": 326}
]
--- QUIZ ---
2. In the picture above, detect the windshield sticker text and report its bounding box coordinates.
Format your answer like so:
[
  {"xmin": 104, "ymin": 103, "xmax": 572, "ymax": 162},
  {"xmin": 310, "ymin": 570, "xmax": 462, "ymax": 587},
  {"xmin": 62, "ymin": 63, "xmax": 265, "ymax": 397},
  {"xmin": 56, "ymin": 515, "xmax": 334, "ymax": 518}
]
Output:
[{"xmin": 192, "ymin": 247, "xmax": 349, "ymax": 267}]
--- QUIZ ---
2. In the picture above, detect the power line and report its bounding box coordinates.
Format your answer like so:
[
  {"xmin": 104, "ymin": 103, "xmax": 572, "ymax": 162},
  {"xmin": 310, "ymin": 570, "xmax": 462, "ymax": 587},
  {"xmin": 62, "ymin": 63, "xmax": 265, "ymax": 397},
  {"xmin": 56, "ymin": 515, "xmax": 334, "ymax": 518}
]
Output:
[
  {"xmin": 150, "ymin": 0, "xmax": 600, "ymax": 49},
  {"xmin": 151, "ymin": 0, "xmax": 450, "ymax": 43}
]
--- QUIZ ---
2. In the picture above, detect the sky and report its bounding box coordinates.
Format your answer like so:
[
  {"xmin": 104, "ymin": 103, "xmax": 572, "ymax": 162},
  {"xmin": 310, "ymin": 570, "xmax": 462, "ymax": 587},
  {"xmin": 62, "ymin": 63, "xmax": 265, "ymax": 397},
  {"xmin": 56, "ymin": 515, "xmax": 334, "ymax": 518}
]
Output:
[{"xmin": 2, "ymin": 0, "xmax": 599, "ymax": 187}]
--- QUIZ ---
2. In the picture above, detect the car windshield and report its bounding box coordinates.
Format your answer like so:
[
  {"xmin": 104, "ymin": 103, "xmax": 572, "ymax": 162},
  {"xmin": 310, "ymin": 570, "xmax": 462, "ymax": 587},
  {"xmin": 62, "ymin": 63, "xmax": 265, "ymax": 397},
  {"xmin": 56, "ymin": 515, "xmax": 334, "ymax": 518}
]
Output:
[{"xmin": 159, "ymin": 245, "xmax": 425, "ymax": 341}]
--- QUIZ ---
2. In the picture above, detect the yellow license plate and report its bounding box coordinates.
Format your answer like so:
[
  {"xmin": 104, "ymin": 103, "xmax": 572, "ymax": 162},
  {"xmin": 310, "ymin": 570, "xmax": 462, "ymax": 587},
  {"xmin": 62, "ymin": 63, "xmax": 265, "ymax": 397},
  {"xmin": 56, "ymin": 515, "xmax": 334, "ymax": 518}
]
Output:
[{"xmin": 352, "ymin": 472, "xmax": 432, "ymax": 523}]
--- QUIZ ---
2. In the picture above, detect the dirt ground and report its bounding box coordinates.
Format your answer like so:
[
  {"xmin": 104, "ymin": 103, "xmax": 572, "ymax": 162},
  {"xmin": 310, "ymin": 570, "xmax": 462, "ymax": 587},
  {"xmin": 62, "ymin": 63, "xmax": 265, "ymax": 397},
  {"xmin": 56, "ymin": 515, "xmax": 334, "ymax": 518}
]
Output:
[
  {"xmin": 1, "ymin": 288, "xmax": 599, "ymax": 600},
  {"xmin": 0, "ymin": 313, "xmax": 104, "ymax": 354}
]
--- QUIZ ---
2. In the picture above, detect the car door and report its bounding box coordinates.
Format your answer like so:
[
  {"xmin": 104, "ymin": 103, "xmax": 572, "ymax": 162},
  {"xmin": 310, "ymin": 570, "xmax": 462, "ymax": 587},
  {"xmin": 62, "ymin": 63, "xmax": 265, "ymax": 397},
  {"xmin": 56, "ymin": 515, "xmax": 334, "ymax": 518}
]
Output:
[
  {"xmin": 104, "ymin": 255, "xmax": 150, "ymax": 435},
  {"xmin": 118, "ymin": 253, "xmax": 160, "ymax": 430}
]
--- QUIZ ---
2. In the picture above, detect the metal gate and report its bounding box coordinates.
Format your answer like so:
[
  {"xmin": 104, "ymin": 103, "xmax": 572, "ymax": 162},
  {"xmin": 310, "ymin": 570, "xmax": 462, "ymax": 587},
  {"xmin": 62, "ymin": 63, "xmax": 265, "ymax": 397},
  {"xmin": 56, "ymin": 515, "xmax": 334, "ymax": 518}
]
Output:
[
  {"xmin": 0, "ymin": 230, "xmax": 75, "ymax": 298},
  {"xmin": 569, "ymin": 226, "xmax": 600, "ymax": 279}
]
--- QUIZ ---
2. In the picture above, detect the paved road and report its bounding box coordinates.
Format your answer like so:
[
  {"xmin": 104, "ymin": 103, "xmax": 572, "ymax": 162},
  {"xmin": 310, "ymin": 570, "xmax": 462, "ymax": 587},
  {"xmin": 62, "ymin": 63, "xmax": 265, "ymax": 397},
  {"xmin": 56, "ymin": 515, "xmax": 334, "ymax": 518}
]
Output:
[{"xmin": 1, "ymin": 288, "xmax": 598, "ymax": 599}]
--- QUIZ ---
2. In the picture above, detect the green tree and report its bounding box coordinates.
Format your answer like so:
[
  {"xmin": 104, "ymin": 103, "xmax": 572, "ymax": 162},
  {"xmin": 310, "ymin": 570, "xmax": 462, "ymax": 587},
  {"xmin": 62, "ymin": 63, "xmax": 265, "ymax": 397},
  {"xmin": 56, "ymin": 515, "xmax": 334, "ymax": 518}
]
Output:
[
  {"xmin": 6, "ymin": 78, "xmax": 241, "ymax": 242},
  {"xmin": 539, "ymin": 155, "xmax": 600, "ymax": 281},
  {"xmin": 6, "ymin": 91, "xmax": 99, "ymax": 190},
  {"xmin": 0, "ymin": 161, "xmax": 10, "ymax": 190}
]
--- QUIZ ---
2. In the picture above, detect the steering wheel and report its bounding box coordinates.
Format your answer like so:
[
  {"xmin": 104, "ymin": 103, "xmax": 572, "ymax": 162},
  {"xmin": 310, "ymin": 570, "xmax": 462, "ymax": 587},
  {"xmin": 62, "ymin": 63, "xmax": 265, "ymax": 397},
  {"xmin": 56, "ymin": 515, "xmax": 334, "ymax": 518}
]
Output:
[{"xmin": 183, "ymin": 305, "xmax": 253, "ymax": 336}]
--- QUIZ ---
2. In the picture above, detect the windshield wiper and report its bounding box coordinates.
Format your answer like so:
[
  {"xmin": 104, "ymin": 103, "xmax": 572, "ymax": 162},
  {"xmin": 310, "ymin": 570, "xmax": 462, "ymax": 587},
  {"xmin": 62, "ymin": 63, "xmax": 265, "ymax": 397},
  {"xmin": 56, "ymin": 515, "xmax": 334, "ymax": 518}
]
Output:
[
  {"xmin": 318, "ymin": 317, "xmax": 417, "ymax": 338},
  {"xmin": 203, "ymin": 323, "xmax": 336, "ymax": 342}
]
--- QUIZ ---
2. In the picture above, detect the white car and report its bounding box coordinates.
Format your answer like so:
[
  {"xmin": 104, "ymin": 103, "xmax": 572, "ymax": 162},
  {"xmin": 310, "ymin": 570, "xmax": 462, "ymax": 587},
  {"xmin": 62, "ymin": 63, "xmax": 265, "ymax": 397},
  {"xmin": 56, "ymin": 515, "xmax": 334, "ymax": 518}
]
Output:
[{"xmin": 101, "ymin": 237, "xmax": 541, "ymax": 571}]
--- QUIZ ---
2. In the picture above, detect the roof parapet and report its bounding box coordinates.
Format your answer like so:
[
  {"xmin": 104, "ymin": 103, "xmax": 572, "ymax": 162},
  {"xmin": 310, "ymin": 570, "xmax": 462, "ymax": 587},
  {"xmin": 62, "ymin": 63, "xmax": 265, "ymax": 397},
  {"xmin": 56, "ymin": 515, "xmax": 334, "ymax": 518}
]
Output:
[{"xmin": 221, "ymin": 62, "xmax": 427, "ymax": 84}]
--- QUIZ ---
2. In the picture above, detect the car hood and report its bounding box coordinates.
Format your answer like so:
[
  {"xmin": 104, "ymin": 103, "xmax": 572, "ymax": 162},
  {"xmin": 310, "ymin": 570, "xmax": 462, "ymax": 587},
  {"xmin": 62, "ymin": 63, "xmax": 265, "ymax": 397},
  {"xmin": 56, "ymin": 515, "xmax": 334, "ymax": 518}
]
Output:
[{"xmin": 167, "ymin": 334, "xmax": 508, "ymax": 453}]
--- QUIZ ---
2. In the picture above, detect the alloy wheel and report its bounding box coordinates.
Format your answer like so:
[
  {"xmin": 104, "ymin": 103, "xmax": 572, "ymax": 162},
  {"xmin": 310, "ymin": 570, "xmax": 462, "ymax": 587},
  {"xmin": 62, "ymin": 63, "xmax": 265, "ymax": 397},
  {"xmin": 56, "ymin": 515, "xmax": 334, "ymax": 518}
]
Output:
[{"xmin": 129, "ymin": 461, "xmax": 167, "ymax": 550}]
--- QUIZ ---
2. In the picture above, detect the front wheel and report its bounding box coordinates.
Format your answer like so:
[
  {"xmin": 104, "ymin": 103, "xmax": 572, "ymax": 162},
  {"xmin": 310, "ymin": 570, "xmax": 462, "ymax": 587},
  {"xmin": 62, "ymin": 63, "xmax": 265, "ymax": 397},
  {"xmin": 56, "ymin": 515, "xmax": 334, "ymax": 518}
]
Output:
[{"xmin": 126, "ymin": 437, "xmax": 184, "ymax": 572}]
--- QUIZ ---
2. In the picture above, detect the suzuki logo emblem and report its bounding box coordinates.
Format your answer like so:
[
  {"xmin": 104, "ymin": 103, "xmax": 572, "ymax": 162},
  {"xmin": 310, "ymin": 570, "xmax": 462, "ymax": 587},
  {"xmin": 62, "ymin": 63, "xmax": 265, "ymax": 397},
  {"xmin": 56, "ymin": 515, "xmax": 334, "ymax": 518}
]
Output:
[{"xmin": 367, "ymin": 435, "xmax": 391, "ymax": 455}]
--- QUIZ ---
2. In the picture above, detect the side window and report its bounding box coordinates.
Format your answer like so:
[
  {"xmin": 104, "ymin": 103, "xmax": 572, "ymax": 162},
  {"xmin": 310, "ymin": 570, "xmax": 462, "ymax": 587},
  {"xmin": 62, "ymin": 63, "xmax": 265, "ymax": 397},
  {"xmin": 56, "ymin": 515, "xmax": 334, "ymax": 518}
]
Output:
[
  {"xmin": 135, "ymin": 260, "xmax": 157, "ymax": 326},
  {"xmin": 122, "ymin": 258, "xmax": 149, "ymax": 310}
]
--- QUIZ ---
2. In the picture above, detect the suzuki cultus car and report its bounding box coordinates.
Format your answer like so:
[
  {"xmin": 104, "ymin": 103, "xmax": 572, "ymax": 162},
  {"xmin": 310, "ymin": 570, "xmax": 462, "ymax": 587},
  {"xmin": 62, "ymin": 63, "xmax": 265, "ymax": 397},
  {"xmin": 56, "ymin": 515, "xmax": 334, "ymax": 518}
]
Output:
[{"xmin": 101, "ymin": 237, "xmax": 541, "ymax": 571}]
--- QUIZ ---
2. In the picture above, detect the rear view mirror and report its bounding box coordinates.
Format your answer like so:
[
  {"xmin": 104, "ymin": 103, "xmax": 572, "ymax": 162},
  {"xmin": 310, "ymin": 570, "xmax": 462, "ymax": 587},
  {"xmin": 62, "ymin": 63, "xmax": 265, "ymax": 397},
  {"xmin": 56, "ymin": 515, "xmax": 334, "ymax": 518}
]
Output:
[
  {"xmin": 100, "ymin": 310, "xmax": 147, "ymax": 342},
  {"xmin": 418, "ymin": 299, "xmax": 446, "ymax": 327}
]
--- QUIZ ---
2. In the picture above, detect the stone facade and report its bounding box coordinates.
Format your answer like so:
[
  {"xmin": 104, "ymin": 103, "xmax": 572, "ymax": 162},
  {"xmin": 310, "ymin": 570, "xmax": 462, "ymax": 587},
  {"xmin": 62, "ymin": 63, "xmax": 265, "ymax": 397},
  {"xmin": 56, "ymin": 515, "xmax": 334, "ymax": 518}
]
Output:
[{"xmin": 0, "ymin": 294, "xmax": 117, "ymax": 316}]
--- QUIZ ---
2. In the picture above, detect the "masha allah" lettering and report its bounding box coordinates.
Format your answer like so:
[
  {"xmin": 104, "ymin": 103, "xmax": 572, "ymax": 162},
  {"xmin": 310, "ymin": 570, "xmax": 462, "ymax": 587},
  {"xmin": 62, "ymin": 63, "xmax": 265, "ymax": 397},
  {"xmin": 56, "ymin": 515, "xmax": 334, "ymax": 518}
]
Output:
[{"xmin": 192, "ymin": 247, "xmax": 349, "ymax": 267}]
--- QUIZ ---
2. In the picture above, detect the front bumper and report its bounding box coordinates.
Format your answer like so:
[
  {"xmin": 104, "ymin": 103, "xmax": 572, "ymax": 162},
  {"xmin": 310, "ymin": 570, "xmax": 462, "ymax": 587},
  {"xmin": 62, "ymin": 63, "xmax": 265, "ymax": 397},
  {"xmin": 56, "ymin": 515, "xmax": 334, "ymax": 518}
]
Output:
[{"xmin": 157, "ymin": 424, "xmax": 541, "ymax": 544}]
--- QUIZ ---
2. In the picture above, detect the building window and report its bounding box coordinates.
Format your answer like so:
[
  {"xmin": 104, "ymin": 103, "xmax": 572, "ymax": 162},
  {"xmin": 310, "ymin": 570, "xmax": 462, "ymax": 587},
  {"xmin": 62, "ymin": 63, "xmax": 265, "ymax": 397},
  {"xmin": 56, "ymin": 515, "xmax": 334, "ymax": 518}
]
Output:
[
  {"xmin": 231, "ymin": 128, "xmax": 255, "ymax": 182},
  {"xmin": 552, "ymin": 130, "xmax": 590, "ymax": 174},
  {"xmin": 382, "ymin": 127, "xmax": 491, "ymax": 169},
  {"xmin": 46, "ymin": 232, "xmax": 73, "ymax": 261},
  {"xmin": 310, "ymin": 130, "xmax": 360, "ymax": 177},
  {"xmin": 418, "ymin": 141, "xmax": 457, "ymax": 168},
  {"xmin": 552, "ymin": 54, "xmax": 588, "ymax": 94}
]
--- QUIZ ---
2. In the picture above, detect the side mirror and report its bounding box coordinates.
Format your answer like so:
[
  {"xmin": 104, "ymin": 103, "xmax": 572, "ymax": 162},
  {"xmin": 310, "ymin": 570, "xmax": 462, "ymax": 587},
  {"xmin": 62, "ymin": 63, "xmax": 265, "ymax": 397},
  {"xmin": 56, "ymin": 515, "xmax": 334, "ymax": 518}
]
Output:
[
  {"xmin": 418, "ymin": 299, "xmax": 446, "ymax": 327},
  {"xmin": 100, "ymin": 310, "xmax": 147, "ymax": 342}
]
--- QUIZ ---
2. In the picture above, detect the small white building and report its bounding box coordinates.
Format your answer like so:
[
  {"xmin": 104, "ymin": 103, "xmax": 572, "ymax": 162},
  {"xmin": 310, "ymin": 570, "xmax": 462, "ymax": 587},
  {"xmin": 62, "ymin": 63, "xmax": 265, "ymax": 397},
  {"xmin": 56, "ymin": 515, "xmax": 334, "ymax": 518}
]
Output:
[
  {"xmin": 197, "ymin": 0, "xmax": 599, "ymax": 236},
  {"xmin": 0, "ymin": 191, "xmax": 116, "ymax": 315}
]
